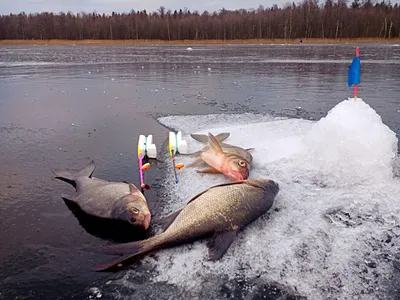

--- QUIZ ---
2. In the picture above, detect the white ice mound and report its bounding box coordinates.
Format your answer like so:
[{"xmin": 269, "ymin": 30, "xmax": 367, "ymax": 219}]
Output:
[
  {"xmin": 124, "ymin": 99, "xmax": 400, "ymax": 300},
  {"xmin": 299, "ymin": 98, "xmax": 398, "ymax": 187}
]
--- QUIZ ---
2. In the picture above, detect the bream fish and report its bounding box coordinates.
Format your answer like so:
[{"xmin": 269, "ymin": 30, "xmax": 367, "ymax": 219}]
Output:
[
  {"xmin": 187, "ymin": 132, "xmax": 251, "ymax": 181},
  {"xmin": 188, "ymin": 132, "xmax": 254, "ymax": 165},
  {"xmin": 52, "ymin": 160, "xmax": 151, "ymax": 230},
  {"xmin": 92, "ymin": 178, "xmax": 279, "ymax": 272}
]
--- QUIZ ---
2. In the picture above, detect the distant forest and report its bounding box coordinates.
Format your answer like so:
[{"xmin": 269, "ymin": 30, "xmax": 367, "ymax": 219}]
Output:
[{"xmin": 0, "ymin": 0, "xmax": 399, "ymax": 40}]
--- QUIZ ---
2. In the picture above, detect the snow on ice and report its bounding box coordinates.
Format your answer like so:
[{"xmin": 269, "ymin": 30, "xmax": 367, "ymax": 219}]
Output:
[{"xmin": 120, "ymin": 98, "xmax": 400, "ymax": 299}]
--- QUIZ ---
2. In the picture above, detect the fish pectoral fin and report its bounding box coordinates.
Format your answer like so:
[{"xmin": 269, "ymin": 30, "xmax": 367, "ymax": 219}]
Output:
[
  {"xmin": 128, "ymin": 183, "xmax": 141, "ymax": 195},
  {"xmin": 195, "ymin": 167, "xmax": 221, "ymax": 174},
  {"xmin": 157, "ymin": 208, "xmax": 183, "ymax": 231},
  {"xmin": 121, "ymin": 181, "xmax": 141, "ymax": 195},
  {"xmin": 206, "ymin": 229, "xmax": 239, "ymax": 261},
  {"xmin": 61, "ymin": 194, "xmax": 76, "ymax": 203}
]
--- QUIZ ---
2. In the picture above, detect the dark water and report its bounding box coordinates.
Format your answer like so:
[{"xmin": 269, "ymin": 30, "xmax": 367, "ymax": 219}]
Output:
[{"xmin": 0, "ymin": 43, "xmax": 399, "ymax": 300}]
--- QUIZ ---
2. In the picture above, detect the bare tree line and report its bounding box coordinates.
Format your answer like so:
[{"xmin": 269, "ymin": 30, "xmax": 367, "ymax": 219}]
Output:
[{"xmin": 0, "ymin": 0, "xmax": 399, "ymax": 40}]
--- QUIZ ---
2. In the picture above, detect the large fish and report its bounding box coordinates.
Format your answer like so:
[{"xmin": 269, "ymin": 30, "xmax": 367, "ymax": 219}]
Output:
[
  {"xmin": 187, "ymin": 132, "xmax": 250, "ymax": 181},
  {"xmin": 92, "ymin": 178, "xmax": 279, "ymax": 272},
  {"xmin": 188, "ymin": 132, "xmax": 254, "ymax": 165},
  {"xmin": 52, "ymin": 160, "xmax": 151, "ymax": 230}
]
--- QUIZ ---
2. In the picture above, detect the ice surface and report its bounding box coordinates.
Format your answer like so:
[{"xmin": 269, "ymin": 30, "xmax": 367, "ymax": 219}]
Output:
[{"xmin": 119, "ymin": 99, "xmax": 400, "ymax": 299}]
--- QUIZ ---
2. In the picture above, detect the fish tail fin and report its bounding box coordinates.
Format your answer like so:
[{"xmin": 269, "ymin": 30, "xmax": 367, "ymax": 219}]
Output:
[
  {"xmin": 215, "ymin": 132, "xmax": 230, "ymax": 142},
  {"xmin": 52, "ymin": 160, "xmax": 96, "ymax": 188},
  {"xmin": 207, "ymin": 132, "xmax": 224, "ymax": 155},
  {"xmin": 191, "ymin": 132, "xmax": 230, "ymax": 144},
  {"xmin": 91, "ymin": 253, "xmax": 142, "ymax": 272},
  {"xmin": 92, "ymin": 237, "xmax": 160, "ymax": 272},
  {"xmin": 190, "ymin": 133, "xmax": 208, "ymax": 144},
  {"xmin": 100, "ymin": 239, "xmax": 149, "ymax": 256}
]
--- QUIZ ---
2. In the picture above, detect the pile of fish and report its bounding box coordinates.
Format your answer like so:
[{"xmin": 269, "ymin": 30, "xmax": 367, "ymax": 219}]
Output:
[{"xmin": 52, "ymin": 132, "xmax": 280, "ymax": 272}]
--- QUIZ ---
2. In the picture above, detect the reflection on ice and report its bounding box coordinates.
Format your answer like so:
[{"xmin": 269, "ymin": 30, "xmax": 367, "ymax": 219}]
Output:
[{"xmin": 115, "ymin": 98, "xmax": 400, "ymax": 299}]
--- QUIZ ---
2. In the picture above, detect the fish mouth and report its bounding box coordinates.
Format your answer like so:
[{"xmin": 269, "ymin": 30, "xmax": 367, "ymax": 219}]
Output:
[
  {"xmin": 142, "ymin": 213, "xmax": 151, "ymax": 231},
  {"xmin": 227, "ymin": 170, "xmax": 248, "ymax": 181}
]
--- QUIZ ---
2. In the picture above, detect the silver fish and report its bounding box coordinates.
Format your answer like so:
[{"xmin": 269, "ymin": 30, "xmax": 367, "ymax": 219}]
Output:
[
  {"xmin": 52, "ymin": 160, "xmax": 151, "ymax": 230},
  {"xmin": 92, "ymin": 178, "xmax": 279, "ymax": 272}
]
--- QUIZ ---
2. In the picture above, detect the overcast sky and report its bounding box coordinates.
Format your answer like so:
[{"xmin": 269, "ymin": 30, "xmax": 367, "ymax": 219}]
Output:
[
  {"xmin": 3, "ymin": 0, "xmax": 399, "ymax": 15},
  {"xmin": 1, "ymin": 0, "xmax": 301, "ymax": 15}
]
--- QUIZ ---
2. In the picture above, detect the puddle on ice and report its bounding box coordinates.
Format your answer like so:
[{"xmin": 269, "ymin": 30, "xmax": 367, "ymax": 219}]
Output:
[{"xmin": 106, "ymin": 98, "xmax": 400, "ymax": 299}]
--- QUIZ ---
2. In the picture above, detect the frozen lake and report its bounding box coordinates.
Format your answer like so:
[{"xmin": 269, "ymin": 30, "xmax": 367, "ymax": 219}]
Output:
[{"xmin": 0, "ymin": 43, "xmax": 399, "ymax": 300}]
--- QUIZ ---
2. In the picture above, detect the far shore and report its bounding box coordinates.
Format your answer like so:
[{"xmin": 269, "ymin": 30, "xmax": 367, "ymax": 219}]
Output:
[{"xmin": 1, "ymin": 38, "xmax": 400, "ymax": 46}]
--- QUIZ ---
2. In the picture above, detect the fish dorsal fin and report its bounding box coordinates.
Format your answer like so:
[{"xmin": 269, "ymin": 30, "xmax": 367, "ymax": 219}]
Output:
[
  {"xmin": 206, "ymin": 229, "xmax": 239, "ymax": 261},
  {"xmin": 207, "ymin": 132, "xmax": 224, "ymax": 155},
  {"xmin": 121, "ymin": 181, "xmax": 145, "ymax": 200},
  {"xmin": 245, "ymin": 148, "xmax": 255, "ymax": 152},
  {"xmin": 157, "ymin": 208, "xmax": 183, "ymax": 231},
  {"xmin": 186, "ymin": 180, "xmax": 247, "ymax": 206},
  {"xmin": 122, "ymin": 180, "xmax": 141, "ymax": 194},
  {"xmin": 78, "ymin": 160, "xmax": 96, "ymax": 178}
]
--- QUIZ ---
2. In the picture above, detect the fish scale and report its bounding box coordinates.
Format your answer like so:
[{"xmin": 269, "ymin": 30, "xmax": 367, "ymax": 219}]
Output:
[
  {"xmin": 52, "ymin": 160, "xmax": 151, "ymax": 230},
  {"xmin": 93, "ymin": 178, "xmax": 280, "ymax": 272},
  {"xmin": 167, "ymin": 185, "xmax": 249, "ymax": 235},
  {"xmin": 74, "ymin": 178, "xmax": 130, "ymax": 218}
]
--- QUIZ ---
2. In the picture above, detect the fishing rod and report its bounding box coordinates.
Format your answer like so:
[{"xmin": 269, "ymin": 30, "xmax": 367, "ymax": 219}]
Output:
[
  {"xmin": 168, "ymin": 131, "xmax": 187, "ymax": 184},
  {"xmin": 137, "ymin": 134, "xmax": 157, "ymax": 191}
]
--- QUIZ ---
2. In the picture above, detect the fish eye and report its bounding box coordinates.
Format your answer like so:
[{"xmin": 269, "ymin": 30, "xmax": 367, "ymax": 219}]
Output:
[
  {"xmin": 131, "ymin": 208, "xmax": 139, "ymax": 215},
  {"xmin": 238, "ymin": 160, "xmax": 247, "ymax": 167}
]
